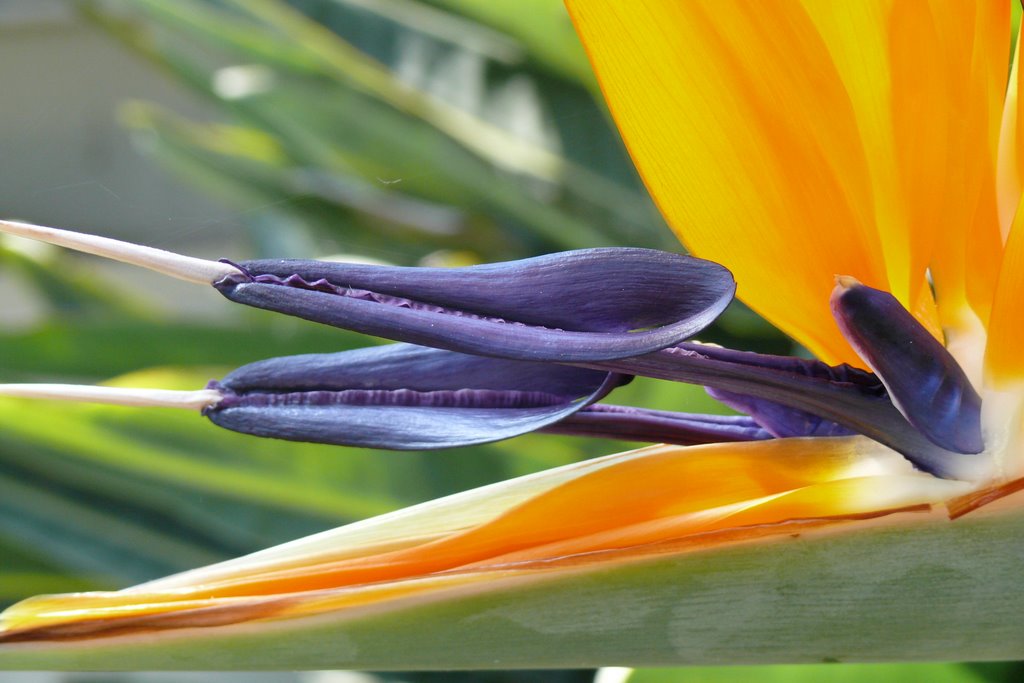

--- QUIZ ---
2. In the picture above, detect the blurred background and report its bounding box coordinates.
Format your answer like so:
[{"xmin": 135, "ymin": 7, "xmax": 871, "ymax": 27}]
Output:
[{"xmin": 0, "ymin": 1, "xmax": 1017, "ymax": 681}]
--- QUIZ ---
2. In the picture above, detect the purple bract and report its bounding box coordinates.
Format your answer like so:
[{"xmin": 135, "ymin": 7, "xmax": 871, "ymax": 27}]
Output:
[{"xmin": 212, "ymin": 248, "xmax": 735, "ymax": 362}]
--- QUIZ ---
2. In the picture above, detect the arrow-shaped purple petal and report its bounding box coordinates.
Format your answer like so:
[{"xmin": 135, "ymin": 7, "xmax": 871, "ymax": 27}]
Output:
[{"xmin": 212, "ymin": 248, "xmax": 735, "ymax": 362}]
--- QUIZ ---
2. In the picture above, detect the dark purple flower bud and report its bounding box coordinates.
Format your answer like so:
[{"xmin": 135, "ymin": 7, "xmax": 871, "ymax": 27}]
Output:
[
  {"xmin": 204, "ymin": 343, "xmax": 629, "ymax": 450},
  {"xmin": 212, "ymin": 248, "xmax": 735, "ymax": 362},
  {"xmin": 830, "ymin": 277, "xmax": 983, "ymax": 455}
]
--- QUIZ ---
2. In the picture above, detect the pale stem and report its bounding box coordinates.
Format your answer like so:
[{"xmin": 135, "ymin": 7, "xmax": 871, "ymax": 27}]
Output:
[
  {"xmin": 0, "ymin": 384, "xmax": 222, "ymax": 410},
  {"xmin": 0, "ymin": 220, "xmax": 241, "ymax": 285}
]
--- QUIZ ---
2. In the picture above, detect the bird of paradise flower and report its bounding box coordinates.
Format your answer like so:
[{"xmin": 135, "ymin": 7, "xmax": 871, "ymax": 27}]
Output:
[{"xmin": 1, "ymin": 0, "xmax": 1024, "ymax": 669}]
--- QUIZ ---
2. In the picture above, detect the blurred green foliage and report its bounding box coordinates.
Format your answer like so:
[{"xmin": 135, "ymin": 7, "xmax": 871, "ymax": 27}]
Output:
[
  {"xmin": 1, "ymin": 0, "xmax": 782, "ymax": 605},
  {"xmin": 1, "ymin": 0, "xmax": 1012, "ymax": 680},
  {"xmin": 83, "ymin": 0, "xmax": 677, "ymax": 261},
  {"xmin": 626, "ymin": 662, "xmax": 1024, "ymax": 683}
]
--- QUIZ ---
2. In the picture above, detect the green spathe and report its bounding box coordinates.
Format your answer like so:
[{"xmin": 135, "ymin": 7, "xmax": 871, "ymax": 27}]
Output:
[{"xmin": 2, "ymin": 502, "xmax": 1020, "ymax": 670}]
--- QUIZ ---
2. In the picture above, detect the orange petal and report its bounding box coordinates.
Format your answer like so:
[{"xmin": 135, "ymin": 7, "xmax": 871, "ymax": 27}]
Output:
[
  {"xmin": 567, "ymin": 0, "xmax": 880, "ymax": 364},
  {"xmin": 986, "ymin": 191, "xmax": 1024, "ymax": 384},
  {"xmin": 567, "ymin": 1, "xmax": 1010, "ymax": 360},
  {"xmin": 998, "ymin": 36, "xmax": 1024, "ymax": 239},
  {"xmin": 927, "ymin": 1, "xmax": 1009, "ymax": 331}
]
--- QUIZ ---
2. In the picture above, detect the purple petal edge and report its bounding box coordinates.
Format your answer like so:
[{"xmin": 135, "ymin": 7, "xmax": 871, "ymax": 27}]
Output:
[
  {"xmin": 705, "ymin": 387, "xmax": 855, "ymax": 438},
  {"xmin": 545, "ymin": 404, "xmax": 772, "ymax": 445},
  {"xmin": 683, "ymin": 343, "xmax": 867, "ymax": 438}
]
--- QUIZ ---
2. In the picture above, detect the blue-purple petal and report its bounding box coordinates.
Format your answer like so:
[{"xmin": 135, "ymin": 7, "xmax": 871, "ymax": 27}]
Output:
[
  {"xmin": 545, "ymin": 404, "xmax": 772, "ymax": 444},
  {"xmin": 688, "ymin": 345, "xmax": 871, "ymax": 438},
  {"xmin": 204, "ymin": 344, "xmax": 627, "ymax": 450},
  {"xmin": 705, "ymin": 387, "xmax": 854, "ymax": 438},
  {"xmin": 212, "ymin": 248, "xmax": 735, "ymax": 362},
  {"xmin": 831, "ymin": 281, "xmax": 983, "ymax": 455}
]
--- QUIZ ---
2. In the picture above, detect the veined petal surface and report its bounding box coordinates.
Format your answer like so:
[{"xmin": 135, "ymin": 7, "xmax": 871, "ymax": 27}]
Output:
[{"xmin": 566, "ymin": 0, "xmax": 1009, "ymax": 361}]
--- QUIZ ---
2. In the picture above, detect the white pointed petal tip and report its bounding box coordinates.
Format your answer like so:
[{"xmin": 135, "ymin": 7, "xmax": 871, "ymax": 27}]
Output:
[
  {"xmin": 0, "ymin": 384, "xmax": 222, "ymax": 410},
  {"xmin": 0, "ymin": 219, "xmax": 240, "ymax": 285}
]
